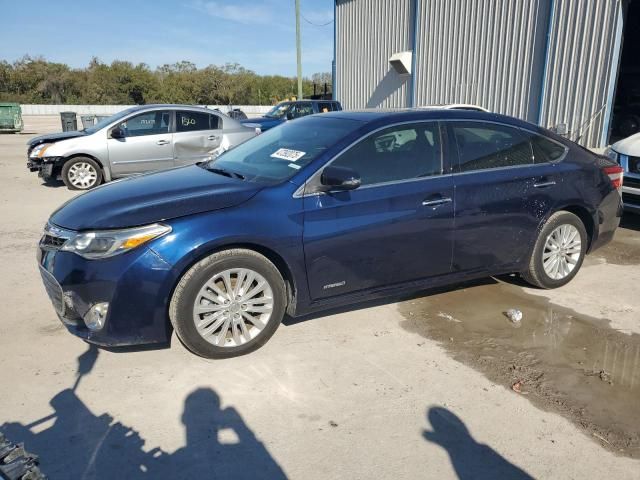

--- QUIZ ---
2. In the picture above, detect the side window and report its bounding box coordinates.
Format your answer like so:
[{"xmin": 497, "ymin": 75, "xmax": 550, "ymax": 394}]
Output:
[
  {"xmin": 531, "ymin": 134, "xmax": 566, "ymax": 163},
  {"xmin": 120, "ymin": 111, "xmax": 170, "ymax": 137},
  {"xmin": 452, "ymin": 122, "xmax": 533, "ymax": 172},
  {"xmin": 318, "ymin": 102, "xmax": 332, "ymax": 113},
  {"xmin": 176, "ymin": 111, "xmax": 217, "ymax": 132},
  {"xmin": 331, "ymin": 122, "xmax": 442, "ymax": 186},
  {"xmin": 291, "ymin": 103, "xmax": 314, "ymax": 119},
  {"xmin": 210, "ymin": 114, "xmax": 222, "ymax": 129}
]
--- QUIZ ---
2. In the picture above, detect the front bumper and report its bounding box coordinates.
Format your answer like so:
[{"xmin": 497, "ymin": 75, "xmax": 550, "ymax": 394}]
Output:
[
  {"xmin": 27, "ymin": 157, "xmax": 62, "ymax": 179},
  {"xmin": 37, "ymin": 240, "xmax": 176, "ymax": 347}
]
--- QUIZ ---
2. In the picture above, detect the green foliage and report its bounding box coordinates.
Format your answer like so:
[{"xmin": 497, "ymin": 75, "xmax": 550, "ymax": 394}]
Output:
[{"xmin": 0, "ymin": 56, "xmax": 330, "ymax": 105}]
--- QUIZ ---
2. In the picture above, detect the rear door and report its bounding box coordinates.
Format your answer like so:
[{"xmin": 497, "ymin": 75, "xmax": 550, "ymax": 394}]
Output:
[
  {"xmin": 173, "ymin": 110, "xmax": 223, "ymax": 166},
  {"xmin": 107, "ymin": 109, "xmax": 173, "ymax": 176},
  {"xmin": 449, "ymin": 121, "xmax": 564, "ymax": 272},
  {"xmin": 303, "ymin": 121, "xmax": 455, "ymax": 300}
]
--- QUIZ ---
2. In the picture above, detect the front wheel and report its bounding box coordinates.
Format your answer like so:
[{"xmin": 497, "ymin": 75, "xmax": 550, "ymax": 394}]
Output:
[
  {"xmin": 169, "ymin": 249, "xmax": 286, "ymax": 358},
  {"xmin": 521, "ymin": 211, "xmax": 587, "ymax": 289},
  {"xmin": 61, "ymin": 157, "xmax": 103, "ymax": 190}
]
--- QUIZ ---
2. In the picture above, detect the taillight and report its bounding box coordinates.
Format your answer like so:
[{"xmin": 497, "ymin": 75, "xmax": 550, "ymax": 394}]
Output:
[{"xmin": 602, "ymin": 165, "xmax": 624, "ymax": 192}]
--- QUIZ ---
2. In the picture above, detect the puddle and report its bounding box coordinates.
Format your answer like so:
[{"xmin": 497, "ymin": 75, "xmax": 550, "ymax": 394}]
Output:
[{"xmin": 398, "ymin": 279, "xmax": 640, "ymax": 458}]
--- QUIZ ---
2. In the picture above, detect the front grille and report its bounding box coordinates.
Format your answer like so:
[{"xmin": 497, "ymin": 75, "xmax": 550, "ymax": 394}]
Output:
[
  {"xmin": 40, "ymin": 223, "xmax": 73, "ymax": 251},
  {"xmin": 39, "ymin": 266, "xmax": 65, "ymax": 315},
  {"xmin": 623, "ymin": 175, "xmax": 640, "ymax": 190},
  {"xmin": 40, "ymin": 234, "xmax": 67, "ymax": 249}
]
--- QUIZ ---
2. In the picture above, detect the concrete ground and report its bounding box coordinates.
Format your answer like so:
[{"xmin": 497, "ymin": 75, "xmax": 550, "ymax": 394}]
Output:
[{"xmin": 1, "ymin": 118, "xmax": 639, "ymax": 479}]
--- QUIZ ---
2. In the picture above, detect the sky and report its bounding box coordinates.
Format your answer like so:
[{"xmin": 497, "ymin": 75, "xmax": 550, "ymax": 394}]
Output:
[{"xmin": 0, "ymin": 0, "xmax": 335, "ymax": 76}]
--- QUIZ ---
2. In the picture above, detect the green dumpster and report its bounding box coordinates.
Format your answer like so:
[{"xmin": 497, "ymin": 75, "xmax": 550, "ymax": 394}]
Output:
[{"xmin": 0, "ymin": 103, "xmax": 23, "ymax": 133}]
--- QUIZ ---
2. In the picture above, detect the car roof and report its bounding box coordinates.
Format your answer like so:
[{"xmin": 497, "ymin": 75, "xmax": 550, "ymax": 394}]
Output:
[
  {"xmin": 126, "ymin": 104, "xmax": 217, "ymax": 113},
  {"xmin": 278, "ymin": 99, "xmax": 339, "ymax": 104},
  {"xmin": 319, "ymin": 108, "xmax": 538, "ymax": 131}
]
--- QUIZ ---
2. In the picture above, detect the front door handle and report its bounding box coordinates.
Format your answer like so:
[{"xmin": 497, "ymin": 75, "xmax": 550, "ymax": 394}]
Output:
[
  {"xmin": 208, "ymin": 135, "xmax": 219, "ymax": 141},
  {"xmin": 156, "ymin": 139, "xmax": 170, "ymax": 146},
  {"xmin": 422, "ymin": 197, "xmax": 453, "ymax": 207},
  {"xmin": 533, "ymin": 180, "xmax": 556, "ymax": 188}
]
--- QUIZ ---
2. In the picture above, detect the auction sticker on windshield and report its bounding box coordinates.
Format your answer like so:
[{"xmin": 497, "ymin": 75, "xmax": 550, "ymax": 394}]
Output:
[{"xmin": 270, "ymin": 148, "xmax": 306, "ymax": 162}]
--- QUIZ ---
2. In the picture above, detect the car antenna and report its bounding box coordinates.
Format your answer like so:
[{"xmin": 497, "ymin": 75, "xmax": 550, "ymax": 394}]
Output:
[{"xmin": 573, "ymin": 102, "xmax": 607, "ymax": 143}]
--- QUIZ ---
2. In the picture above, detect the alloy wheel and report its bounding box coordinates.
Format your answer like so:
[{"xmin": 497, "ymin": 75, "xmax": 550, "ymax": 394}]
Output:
[
  {"xmin": 542, "ymin": 224, "xmax": 582, "ymax": 280},
  {"xmin": 192, "ymin": 268, "xmax": 274, "ymax": 347}
]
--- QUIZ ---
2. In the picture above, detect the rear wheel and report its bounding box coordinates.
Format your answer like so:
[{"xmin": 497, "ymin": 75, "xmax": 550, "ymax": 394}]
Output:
[
  {"xmin": 62, "ymin": 157, "xmax": 102, "ymax": 190},
  {"xmin": 522, "ymin": 211, "xmax": 587, "ymax": 289},
  {"xmin": 169, "ymin": 249, "xmax": 286, "ymax": 358}
]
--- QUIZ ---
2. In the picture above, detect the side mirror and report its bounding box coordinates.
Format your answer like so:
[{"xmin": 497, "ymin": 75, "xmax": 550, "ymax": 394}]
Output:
[
  {"xmin": 320, "ymin": 165, "xmax": 361, "ymax": 191},
  {"xmin": 110, "ymin": 127, "xmax": 125, "ymax": 139},
  {"xmin": 285, "ymin": 111, "xmax": 295, "ymax": 120}
]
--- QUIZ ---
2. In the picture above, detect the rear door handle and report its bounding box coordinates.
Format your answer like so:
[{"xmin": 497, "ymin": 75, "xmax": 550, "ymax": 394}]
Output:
[
  {"xmin": 533, "ymin": 180, "xmax": 556, "ymax": 188},
  {"xmin": 208, "ymin": 135, "xmax": 219, "ymax": 141},
  {"xmin": 156, "ymin": 139, "xmax": 170, "ymax": 146},
  {"xmin": 422, "ymin": 197, "xmax": 453, "ymax": 207}
]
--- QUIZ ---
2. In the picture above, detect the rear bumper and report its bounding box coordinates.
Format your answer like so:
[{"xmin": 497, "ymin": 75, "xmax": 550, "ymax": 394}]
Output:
[{"xmin": 589, "ymin": 190, "xmax": 623, "ymax": 252}]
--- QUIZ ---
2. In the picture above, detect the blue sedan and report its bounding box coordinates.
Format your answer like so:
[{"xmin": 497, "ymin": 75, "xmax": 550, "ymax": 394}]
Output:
[{"xmin": 38, "ymin": 109, "xmax": 623, "ymax": 358}]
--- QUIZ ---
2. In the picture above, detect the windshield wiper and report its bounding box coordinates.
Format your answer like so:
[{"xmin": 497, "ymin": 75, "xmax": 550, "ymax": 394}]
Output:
[{"xmin": 207, "ymin": 167, "xmax": 245, "ymax": 180}]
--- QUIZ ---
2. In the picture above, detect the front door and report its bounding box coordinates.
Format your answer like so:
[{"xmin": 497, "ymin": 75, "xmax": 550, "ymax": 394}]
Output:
[
  {"xmin": 303, "ymin": 122, "xmax": 455, "ymax": 300},
  {"xmin": 108, "ymin": 109, "xmax": 173, "ymax": 176},
  {"xmin": 173, "ymin": 110, "xmax": 223, "ymax": 166}
]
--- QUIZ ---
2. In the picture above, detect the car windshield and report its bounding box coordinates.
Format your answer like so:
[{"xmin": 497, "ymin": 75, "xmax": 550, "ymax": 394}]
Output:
[
  {"xmin": 264, "ymin": 103, "xmax": 291, "ymax": 119},
  {"xmin": 205, "ymin": 117, "xmax": 362, "ymax": 184},
  {"xmin": 83, "ymin": 107, "xmax": 140, "ymax": 134}
]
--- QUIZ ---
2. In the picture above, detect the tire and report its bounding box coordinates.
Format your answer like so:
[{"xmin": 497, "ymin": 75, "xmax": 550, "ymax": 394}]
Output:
[
  {"xmin": 169, "ymin": 249, "xmax": 286, "ymax": 359},
  {"xmin": 521, "ymin": 211, "xmax": 587, "ymax": 289},
  {"xmin": 61, "ymin": 157, "xmax": 103, "ymax": 190}
]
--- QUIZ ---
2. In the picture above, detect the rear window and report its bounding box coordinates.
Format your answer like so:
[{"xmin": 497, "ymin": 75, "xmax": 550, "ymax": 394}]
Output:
[
  {"xmin": 176, "ymin": 111, "xmax": 220, "ymax": 132},
  {"xmin": 452, "ymin": 122, "xmax": 533, "ymax": 172},
  {"xmin": 209, "ymin": 117, "xmax": 362, "ymax": 183},
  {"xmin": 531, "ymin": 135, "xmax": 567, "ymax": 163}
]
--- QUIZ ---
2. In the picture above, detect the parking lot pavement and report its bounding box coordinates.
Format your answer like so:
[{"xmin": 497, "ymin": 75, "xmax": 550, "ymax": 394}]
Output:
[{"xmin": 1, "ymin": 122, "xmax": 640, "ymax": 479}]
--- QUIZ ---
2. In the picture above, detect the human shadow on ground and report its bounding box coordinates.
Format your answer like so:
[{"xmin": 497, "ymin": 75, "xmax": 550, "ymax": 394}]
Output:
[
  {"xmin": 423, "ymin": 406, "xmax": 534, "ymax": 480},
  {"xmin": 1, "ymin": 344, "xmax": 286, "ymax": 479}
]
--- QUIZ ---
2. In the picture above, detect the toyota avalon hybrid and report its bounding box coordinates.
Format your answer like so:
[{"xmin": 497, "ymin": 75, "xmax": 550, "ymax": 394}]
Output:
[{"xmin": 37, "ymin": 109, "xmax": 623, "ymax": 358}]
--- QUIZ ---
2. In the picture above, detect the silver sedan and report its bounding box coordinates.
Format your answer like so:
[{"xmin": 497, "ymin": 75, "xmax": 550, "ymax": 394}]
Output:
[{"xmin": 27, "ymin": 105, "xmax": 258, "ymax": 190}]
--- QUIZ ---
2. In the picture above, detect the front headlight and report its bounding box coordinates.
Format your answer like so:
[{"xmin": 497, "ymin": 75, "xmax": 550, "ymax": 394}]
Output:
[
  {"xmin": 29, "ymin": 143, "xmax": 53, "ymax": 158},
  {"xmin": 61, "ymin": 223, "xmax": 171, "ymax": 259},
  {"xmin": 604, "ymin": 146, "xmax": 619, "ymax": 162}
]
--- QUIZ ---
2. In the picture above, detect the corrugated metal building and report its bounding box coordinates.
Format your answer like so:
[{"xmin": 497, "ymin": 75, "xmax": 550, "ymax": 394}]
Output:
[{"xmin": 334, "ymin": 0, "xmax": 639, "ymax": 148}]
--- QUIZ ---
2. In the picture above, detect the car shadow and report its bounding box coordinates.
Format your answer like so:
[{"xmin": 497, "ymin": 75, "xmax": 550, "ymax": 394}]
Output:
[
  {"xmin": 39, "ymin": 179, "xmax": 65, "ymax": 189},
  {"xmin": 423, "ymin": 406, "xmax": 534, "ymax": 480},
  {"xmin": 1, "ymin": 345, "xmax": 286, "ymax": 479}
]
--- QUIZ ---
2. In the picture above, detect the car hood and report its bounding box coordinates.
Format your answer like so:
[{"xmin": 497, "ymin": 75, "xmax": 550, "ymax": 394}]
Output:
[
  {"xmin": 27, "ymin": 130, "xmax": 87, "ymax": 147},
  {"xmin": 50, "ymin": 165, "xmax": 263, "ymax": 230},
  {"xmin": 240, "ymin": 117, "xmax": 284, "ymax": 130},
  {"xmin": 613, "ymin": 132, "xmax": 640, "ymax": 157}
]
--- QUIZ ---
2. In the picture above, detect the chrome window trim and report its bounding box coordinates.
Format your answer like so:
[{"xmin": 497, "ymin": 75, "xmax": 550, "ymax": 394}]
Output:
[{"xmin": 293, "ymin": 118, "xmax": 569, "ymax": 198}]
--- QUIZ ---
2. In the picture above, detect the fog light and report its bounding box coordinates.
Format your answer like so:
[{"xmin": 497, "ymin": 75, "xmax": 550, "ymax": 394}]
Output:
[{"xmin": 84, "ymin": 302, "xmax": 109, "ymax": 331}]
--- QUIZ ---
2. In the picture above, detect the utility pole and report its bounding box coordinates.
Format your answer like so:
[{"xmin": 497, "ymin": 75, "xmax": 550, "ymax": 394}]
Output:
[{"xmin": 295, "ymin": 0, "xmax": 303, "ymax": 100}]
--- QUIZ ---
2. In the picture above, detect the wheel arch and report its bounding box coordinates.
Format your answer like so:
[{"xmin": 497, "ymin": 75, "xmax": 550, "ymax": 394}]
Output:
[
  {"xmin": 558, "ymin": 205, "xmax": 596, "ymax": 251},
  {"xmin": 167, "ymin": 241, "xmax": 300, "ymax": 322},
  {"xmin": 62, "ymin": 153, "xmax": 111, "ymax": 181}
]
